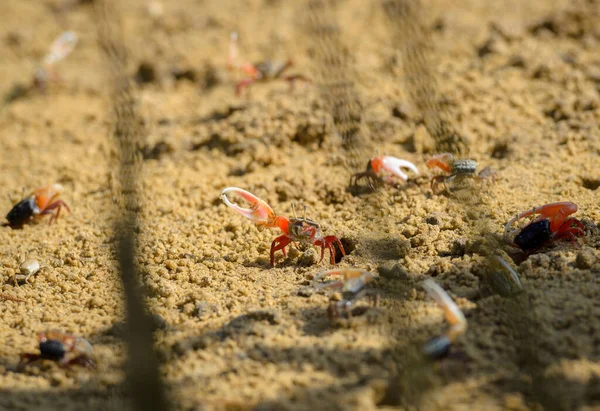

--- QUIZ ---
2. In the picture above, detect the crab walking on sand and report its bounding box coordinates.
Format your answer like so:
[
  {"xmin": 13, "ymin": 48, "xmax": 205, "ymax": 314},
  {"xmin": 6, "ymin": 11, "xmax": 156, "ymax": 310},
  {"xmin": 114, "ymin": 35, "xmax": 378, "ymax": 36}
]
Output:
[
  {"xmin": 504, "ymin": 201, "xmax": 585, "ymax": 252},
  {"xmin": 350, "ymin": 156, "xmax": 419, "ymax": 189},
  {"xmin": 312, "ymin": 268, "xmax": 377, "ymax": 319},
  {"xmin": 422, "ymin": 279, "xmax": 467, "ymax": 359},
  {"xmin": 227, "ymin": 31, "xmax": 310, "ymax": 95},
  {"xmin": 426, "ymin": 152, "xmax": 495, "ymax": 193},
  {"xmin": 221, "ymin": 187, "xmax": 345, "ymax": 266},
  {"xmin": 5, "ymin": 184, "xmax": 70, "ymax": 227}
]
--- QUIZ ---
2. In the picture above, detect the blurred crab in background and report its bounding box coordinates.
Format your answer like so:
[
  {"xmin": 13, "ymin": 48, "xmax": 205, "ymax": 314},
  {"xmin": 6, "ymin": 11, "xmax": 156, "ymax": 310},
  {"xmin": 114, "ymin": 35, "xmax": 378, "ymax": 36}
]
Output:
[
  {"xmin": 5, "ymin": 184, "xmax": 70, "ymax": 228},
  {"xmin": 19, "ymin": 330, "xmax": 95, "ymax": 369},
  {"xmin": 227, "ymin": 31, "xmax": 311, "ymax": 95},
  {"xmin": 312, "ymin": 268, "xmax": 377, "ymax": 320},
  {"xmin": 350, "ymin": 156, "xmax": 419, "ymax": 191},
  {"xmin": 504, "ymin": 201, "xmax": 585, "ymax": 253},
  {"xmin": 221, "ymin": 187, "xmax": 346, "ymax": 266},
  {"xmin": 426, "ymin": 153, "xmax": 495, "ymax": 194},
  {"xmin": 422, "ymin": 279, "xmax": 467, "ymax": 359},
  {"xmin": 5, "ymin": 31, "xmax": 78, "ymax": 103}
]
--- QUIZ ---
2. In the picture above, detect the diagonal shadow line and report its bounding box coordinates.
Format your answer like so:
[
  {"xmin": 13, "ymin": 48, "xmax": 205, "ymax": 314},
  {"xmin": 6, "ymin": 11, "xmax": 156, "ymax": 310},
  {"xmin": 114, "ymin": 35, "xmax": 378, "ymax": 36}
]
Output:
[{"xmin": 94, "ymin": 1, "xmax": 170, "ymax": 410}]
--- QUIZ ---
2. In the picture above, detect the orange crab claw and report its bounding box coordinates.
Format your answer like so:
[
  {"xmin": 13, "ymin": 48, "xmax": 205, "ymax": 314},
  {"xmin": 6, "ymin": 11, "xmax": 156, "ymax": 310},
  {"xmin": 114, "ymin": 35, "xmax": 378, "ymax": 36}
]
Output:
[
  {"xmin": 221, "ymin": 187, "xmax": 279, "ymax": 228},
  {"xmin": 426, "ymin": 153, "xmax": 454, "ymax": 173},
  {"xmin": 504, "ymin": 201, "xmax": 578, "ymax": 234}
]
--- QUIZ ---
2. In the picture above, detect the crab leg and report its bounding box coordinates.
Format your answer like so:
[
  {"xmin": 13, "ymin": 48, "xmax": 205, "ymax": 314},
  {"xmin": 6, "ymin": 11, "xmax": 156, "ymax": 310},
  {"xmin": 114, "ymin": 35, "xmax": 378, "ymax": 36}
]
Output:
[
  {"xmin": 221, "ymin": 187, "xmax": 277, "ymax": 227},
  {"xmin": 372, "ymin": 156, "xmax": 419, "ymax": 181}
]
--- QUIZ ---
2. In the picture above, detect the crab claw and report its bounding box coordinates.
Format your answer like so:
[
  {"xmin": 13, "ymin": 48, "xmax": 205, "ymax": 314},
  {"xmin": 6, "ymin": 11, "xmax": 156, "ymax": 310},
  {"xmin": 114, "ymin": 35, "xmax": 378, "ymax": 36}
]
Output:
[
  {"xmin": 313, "ymin": 268, "xmax": 373, "ymax": 292},
  {"xmin": 423, "ymin": 279, "xmax": 467, "ymax": 336},
  {"xmin": 221, "ymin": 187, "xmax": 276, "ymax": 226},
  {"xmin": 372, "ymin": 156, "xmax": 419, "ymax": 181},
  {"xmin": 44, "ymin": 31, "xmax": 78, "ymax": 67}
]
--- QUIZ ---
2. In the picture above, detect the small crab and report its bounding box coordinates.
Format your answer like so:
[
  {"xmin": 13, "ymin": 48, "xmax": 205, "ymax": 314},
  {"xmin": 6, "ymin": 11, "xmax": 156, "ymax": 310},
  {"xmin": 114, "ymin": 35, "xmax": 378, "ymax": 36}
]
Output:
[
  {"xmin": 422, "ymin": 279, "xmax": 467, "ymax": 359},
  {"xmin": 227, "ymin": 32, "xmax": 310, "ymax": 96},
  {"xmin": 221, "ymin": 187, "xmax": 346, "ymax": 266},
  {"xmin": 426, "ymin": 153, "xmax": 495, "ymax": 194},
  {"xmin": 14, "ymin": 259, "xmax": 42, "ymax": 285},
  {"xmin": 350, "ymin": 156, "xmax": 419, "ymax": 190},
  {"xmin": 6, "ymin": 31, "xmax": 78, "ymax": 103},
  {"xmin": 5, "ymin": 184, "xmax": 70, "ymax": 227},
  {"xmin": 34, "ymin": 31, "xmax": 78, "ymax": 90},
  {"xmin": 504, "ymin": 201, "xmax": 585, "ymax": 252},
  {"xmin": 312, "ymin": 268, "xmax": 377, "ymax": 320},
  {"xmin": 19, "ymin": 330, "xmax": 95, "ymax": 369}
]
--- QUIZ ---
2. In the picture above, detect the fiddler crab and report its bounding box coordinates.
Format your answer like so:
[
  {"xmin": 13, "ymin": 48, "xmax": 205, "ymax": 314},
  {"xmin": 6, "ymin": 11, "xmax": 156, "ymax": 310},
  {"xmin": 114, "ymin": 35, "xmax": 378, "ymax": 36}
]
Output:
[
  {"xmin": 312, "ymin": 268, "xmax": 377, "ymax": 320},
  {"xmin": 34, "ymin": 31, "xmax": 78, "ymax": 90},
  {"xmin": 350, "ymin": 156, "xmax": 419, "ymax": 190},
  {"xmin": 6, "ymin": 31, "xmax": 78, "ymax": 103},
  {"xmin": 19, "ymin": 330, "xmax": 95, "ymax": 369},
  {"xmin": 5, "ymin": 184, "xmax": 70, "ymax": 228},
  {"xmin": 422, "ymin": 279, "xmax": 467, "ymax": 359},
  {"xmin": 227, "ymin": 31, "xmax": 310, "ymax": 96},
  {"xmin": 504, "ymin": 201, "xmax": 585, "ymax": 253},
  {"xmin": 426, "ymin": 153, "xmax": 495, "ymax": 194},
  {"xmin": 221, "ymin": 187, "xmax": 346, "ymax": 266}
]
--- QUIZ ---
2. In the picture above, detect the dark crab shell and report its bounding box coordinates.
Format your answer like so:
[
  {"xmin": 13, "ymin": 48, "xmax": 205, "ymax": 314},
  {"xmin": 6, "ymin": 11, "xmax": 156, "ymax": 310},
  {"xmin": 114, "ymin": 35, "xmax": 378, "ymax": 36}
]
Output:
[
  {"xmin": 6, "ymin": 196, "xmax": 39, "ymax": 227},
  {"xmin": 513, "ymin": 219, "xmax": 552, "ymax": 251},
  {"xmin": 451, "ymin": 159, "xmax": 478, "ymax": 175}
]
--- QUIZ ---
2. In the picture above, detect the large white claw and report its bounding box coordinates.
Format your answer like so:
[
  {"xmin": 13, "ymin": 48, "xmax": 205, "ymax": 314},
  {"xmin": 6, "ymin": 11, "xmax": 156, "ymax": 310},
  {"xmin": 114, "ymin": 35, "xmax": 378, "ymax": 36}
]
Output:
[
  {"xmin": 44, "ymin": 31, "xmax": 78, "ymax": 66},
  {"xmin": 221, "ymin": 187, "xmax": 274, "ymax": 225},
  {"xmin": 380, "ymin": 156, "xmax": 419, "ymax": 181}
]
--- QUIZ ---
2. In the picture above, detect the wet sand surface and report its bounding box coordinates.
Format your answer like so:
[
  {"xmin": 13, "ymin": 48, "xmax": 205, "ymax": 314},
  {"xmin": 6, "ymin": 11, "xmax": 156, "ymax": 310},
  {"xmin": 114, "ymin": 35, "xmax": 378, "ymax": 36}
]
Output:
[{"xmin": 1, "ymin": 0, "xmax": 600, "ymax": 410}]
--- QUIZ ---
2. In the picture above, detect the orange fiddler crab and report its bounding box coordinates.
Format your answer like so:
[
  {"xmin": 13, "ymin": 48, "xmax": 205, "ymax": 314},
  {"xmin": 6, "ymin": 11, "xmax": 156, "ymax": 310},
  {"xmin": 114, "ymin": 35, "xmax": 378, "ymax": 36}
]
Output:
[
  {"xmin": 221, "ymin": 187, "xmax": 346, "ymax": 266},
  {"xmin": 312, "ymin": 268, "xmax": 377, "ymax": 320},
  {"xmin": 350, "ymin": 156, "xmax": 419, "ymax": 190},
  {"xmin": 5, "ymin": 184, "xmax": 70, "ymax": 228},
  {"xmin": 504, "ymin": 201, "xmax": 585, "ymax": 252},
  {"xmin": 227, "ymin": 31, "xmax": 310, "ymax": 96},
  {"xmin": 426, "ymin": 153, "xmax": 495, "ymax": 193},
  {"xmin": 19, "ymin": 330, "xmax": 95, "ymax": 369},
  {"xmin": 422, "ymin": 279, "xmax": 467, "ymax": 359}
]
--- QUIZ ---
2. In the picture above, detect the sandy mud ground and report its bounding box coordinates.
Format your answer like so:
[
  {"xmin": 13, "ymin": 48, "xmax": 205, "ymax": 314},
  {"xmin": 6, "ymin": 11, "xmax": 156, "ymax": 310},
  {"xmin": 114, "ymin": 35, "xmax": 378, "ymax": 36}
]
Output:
[{"xmin": 1, "ymin": 0, "xmax": 600, "ymax": 410}]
